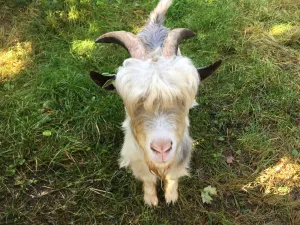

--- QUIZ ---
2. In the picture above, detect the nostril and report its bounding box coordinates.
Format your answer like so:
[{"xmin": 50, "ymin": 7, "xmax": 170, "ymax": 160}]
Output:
[
  {"xmin": 150, "ymin": 146, "xmax": 160, "ymax": 153},
  {"xmin": 165, "ymin": 146, "xmax": 172, "ymax": 153}
]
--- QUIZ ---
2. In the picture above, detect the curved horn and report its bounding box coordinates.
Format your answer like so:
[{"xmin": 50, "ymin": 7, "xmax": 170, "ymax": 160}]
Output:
[
  {"xmin": 95, "ymin": 31, "xmax": 147, "ymax": 60},
  {"xmin": 162, "ymin": 28, "xmax": 196, "ymax": 57}
]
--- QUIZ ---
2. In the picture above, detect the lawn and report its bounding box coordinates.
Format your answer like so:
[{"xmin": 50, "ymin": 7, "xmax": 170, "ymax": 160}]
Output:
[{"xmin": 0, "ymin": 0, "xmax": 299, "ymax": 224}]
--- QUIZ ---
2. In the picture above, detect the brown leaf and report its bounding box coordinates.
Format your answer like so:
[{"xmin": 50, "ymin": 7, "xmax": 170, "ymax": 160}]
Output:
[
  {"xmin": 226, "ymin": 155, "xmax": 234, "ymax": 164},
  {"xmin": 296, "ymin": 115, "xmax": 300, "ymax": 127},
  {"xmin": 43, "ymin": 108, "xmax": 53, "ymax": 114},
  {"xmin": 134, "ymin": 9, "xmax": 145, "ymax": 15}
]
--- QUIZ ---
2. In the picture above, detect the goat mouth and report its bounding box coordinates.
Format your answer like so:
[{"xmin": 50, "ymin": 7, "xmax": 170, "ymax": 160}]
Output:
[
  {"xmin": 146, "ymin": 158, "xmax": 174, "ymax": 179},
  {"xmin": 154, "ymin": 161, "xmax": 169, "ymax": 167}
]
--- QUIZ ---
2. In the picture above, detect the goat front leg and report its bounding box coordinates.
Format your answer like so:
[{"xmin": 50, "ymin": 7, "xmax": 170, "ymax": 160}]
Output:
[
  {"xmin": 143, "ymin": 180, "xmax": 158, "ymax": 207},
  {"xmin": 164, "ymin": 177, "xmax": 179, "ymax": 204},
  {"xmin": 130, "ymin": 160, "xmax": 158, "ymax": 206}
]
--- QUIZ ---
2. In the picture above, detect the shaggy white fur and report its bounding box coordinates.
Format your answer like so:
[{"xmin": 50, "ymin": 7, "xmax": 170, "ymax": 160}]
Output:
[
  {"xmin": 116, "ymin": 56, "xmax": 199, "ymax": 112},
  {"xmin": 115, "ymin": 55, "xmax": 199, "ymax": 206}
]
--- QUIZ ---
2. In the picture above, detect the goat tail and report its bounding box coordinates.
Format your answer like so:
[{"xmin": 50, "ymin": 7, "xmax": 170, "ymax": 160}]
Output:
[{"xmin": 148, "ymin": 0, "xmax": 173, "ymax": 26}]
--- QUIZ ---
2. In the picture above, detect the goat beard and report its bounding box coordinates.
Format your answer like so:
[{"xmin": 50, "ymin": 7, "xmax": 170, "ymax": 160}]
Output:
[{"xmin": 145, "ymin": 156, "xmax": 174, "ymax": 180}]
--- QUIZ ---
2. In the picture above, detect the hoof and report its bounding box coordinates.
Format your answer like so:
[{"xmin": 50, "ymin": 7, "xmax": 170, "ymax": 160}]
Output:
[{"xmin": 144, "ymin": 194, "xmax": 158, "ymax": 207}]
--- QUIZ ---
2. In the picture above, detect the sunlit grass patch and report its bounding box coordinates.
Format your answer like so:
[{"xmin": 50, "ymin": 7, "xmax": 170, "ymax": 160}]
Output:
[
  {"xmin": 243, "ymin": 157, "xmax": 300, "ymax": 195},
  {"xmin": 269, "ymin": 23, "xmax": 293, "ymax": 36},
  {"xmin": 269, "ymin": 23, "xmax": 300, "ymax": 47},
  {"xmin": 243, "ymin": 24, "xmax": 300, "ymax": 74},
  {"xmin": 71, "ymin": 39, "xmax": 96, "ymax": 56},
  {"xmin": 0, "ymin": 42, "xmax": 32, "ymax": 79},
  {"xmin": 88, "ymin": 21, "xmax": 100, "ymax": 34},
  {"xmin": 68, "ymin": 6, "xmax": 80, "ymax": 21}
]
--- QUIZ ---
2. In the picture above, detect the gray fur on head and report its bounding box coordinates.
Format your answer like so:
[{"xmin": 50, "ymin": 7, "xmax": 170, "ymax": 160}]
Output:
[
  {"xmin": 138, "ymin": 25, "xmax": 169, "ymax": 50},
  {"xmin": 137, "ymin": 0, "xmax": 171, "ymax": 50}
]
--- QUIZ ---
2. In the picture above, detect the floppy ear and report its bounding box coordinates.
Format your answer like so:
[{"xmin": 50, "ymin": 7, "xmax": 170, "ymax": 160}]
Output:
[
  {"xmin": 90, "ymin": 71, "xmax": 116, "ymax": 91},
  {"xmin": 197, "ymin": 60, "xmax": 222, "ymax": 81}
]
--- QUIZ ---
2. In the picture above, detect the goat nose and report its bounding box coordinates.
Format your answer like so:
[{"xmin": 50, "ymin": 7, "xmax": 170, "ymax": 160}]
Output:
[{"xmin": 150, "ymin": 139, "xmax": 172, "ymax": 154}]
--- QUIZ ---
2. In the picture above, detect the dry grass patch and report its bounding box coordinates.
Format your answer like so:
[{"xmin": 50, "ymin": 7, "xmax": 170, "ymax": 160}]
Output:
[
  {"xmin": 244, "ymin": 24, "xmax": 300, "ymax": 74},
  {"xmin": 243, "ymin": 156, "xmax": 300, "ymax": 195},
  {"xmin": 0, "ymin": 42, "xmax": 33, "ymax": 80}
]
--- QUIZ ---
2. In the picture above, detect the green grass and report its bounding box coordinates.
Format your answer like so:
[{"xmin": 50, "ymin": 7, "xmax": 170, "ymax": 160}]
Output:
[{"xmin": 0, "ymin": 0, "xmax": 299, "ymax": 224}]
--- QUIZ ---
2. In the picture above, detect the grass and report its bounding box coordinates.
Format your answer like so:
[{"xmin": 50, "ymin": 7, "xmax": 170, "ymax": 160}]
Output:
[{"xmin": 0, "ymin": 0, "xmax": 299, "ymax": 224}]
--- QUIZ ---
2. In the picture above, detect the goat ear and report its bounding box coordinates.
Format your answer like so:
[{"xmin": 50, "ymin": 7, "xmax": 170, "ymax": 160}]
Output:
[
  {"xmin": 90, "ymin": 71, "xmax": 116, "ymax": 91},
  {"xmin": 197, "ymin": 60, "xmax": 222, "ymax": 81}
]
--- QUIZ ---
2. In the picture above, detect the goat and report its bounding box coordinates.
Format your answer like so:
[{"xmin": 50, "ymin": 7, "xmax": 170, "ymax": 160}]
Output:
[{"xmin": 90, "ymin": 0, "xmax": 221, "ymax": 206}]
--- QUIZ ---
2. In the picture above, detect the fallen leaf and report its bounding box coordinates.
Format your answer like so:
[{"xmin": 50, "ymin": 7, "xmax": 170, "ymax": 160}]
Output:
[
  {"xmin": 224, "ymin": 191, "xmax": 232, "ymax": 197},
  {"xmin": 134, "ymin": 9, "xmax": 145, "ymax": 15},
  {"xmin": 296, "ymin": 116, "xmax": 300, "ymax": 126},
  {"xmin": 201, "ymin": 191, "xmax": 213, "ymax": 204},
  {"xmin": 217, "ymin": 136, "xmax": 225, "ymax": 141},
  {"xmin": 43, "ymin": 108, "xmax": 53, "ymax": 114},
  {"xmin": 203, "ymin": 185, "xmax": 217, "ymax": 195},
  {"xmin": 226, "ymin": 155, "xmax": 234, "ymax": 164},
  {"xmin": 201, "ymin": 185, "xmax": 217, "ymax": 204}
]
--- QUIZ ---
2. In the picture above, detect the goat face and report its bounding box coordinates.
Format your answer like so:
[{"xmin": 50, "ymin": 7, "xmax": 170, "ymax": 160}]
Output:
[{"xmin": 115, "ymin": 56, "xmax": 199, "ymax": 166}]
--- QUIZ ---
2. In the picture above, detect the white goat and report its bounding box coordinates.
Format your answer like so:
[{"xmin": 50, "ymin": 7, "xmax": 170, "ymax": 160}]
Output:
[{"xmin": 90, "ymin": 0, "xmax": 221, "ymax": 206}]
